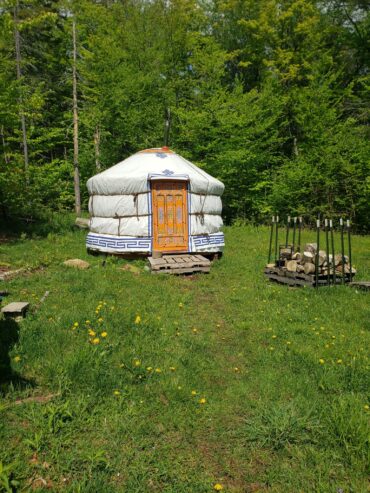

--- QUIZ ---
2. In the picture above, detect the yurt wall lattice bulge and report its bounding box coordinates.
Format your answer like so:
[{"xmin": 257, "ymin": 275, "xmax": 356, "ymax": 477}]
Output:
[{"xmin": 86, "ymin": 147, "xmax": 225, "ymax": 256}]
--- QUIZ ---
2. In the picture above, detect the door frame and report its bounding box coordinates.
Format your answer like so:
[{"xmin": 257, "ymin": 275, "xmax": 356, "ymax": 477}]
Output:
[{"xmin": 150, "ymin": 179, "xmax": 190, "ymax": 254}]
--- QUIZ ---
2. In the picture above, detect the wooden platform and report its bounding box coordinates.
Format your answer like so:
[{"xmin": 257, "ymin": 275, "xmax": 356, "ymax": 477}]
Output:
[
  {"xmin": 264, "ymin": 266, "xmax": 352, "ymax": 287},
  {"xmin": 349, "ymin": 281, "xmax": 370, "ymax": 291},
  {"xmin": 148, "ymin": 254, "xmax": 211, "ymax": 275},
  {"xmin": 1, "ymin": 301, "xmax": 30, "ymax": 318}
]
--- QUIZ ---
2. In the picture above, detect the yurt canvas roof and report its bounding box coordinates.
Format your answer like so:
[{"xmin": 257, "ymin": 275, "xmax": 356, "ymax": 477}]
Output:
[{"xmin": 87, "ymin": 148, "xmax": 224, "ymax": 196}]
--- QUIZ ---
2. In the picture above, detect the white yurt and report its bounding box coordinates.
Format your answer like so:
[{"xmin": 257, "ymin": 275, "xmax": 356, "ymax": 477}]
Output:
[{"xmin": 86, "ymin": 147, "xmax": 225, "ymax": 256}]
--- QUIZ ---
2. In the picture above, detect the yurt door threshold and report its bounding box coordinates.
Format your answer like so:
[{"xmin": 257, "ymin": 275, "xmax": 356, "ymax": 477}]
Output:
[{"xmin": 151, "ymin": 180, "xmax": 188, "ymax": 253}]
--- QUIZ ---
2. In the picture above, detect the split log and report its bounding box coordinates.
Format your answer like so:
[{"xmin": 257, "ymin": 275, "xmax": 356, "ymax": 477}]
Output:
[
  {"xmin": 292, "ymin": 252, "xmax": 302, "ymax": 261},
  {"xmin": 304, "ymin": 263, "xmax": 315, "ymax": 275},
  {"xmin": 266, "ymin": 263, "xmax": 276, "ymax": 269},
  {"xmin": 303, "ymin": 251, "xmax": 314, "ymax": 263},
  {"xmin": 304, "ymin": 243, "xmax": 317, "ymax": 254},
  {"xmin": 280, "ymin": 248, "xmax": 292, "ymax": 260},
  {"xmin": 317, "ymin": 250, "xmax": 326, "ymax": 266},
  {"xmin": 334, "ymin": 254, "xmax": 348, "ymax": 266},
  {"xmin": 286, "ymin": 260, "xmax": 298, "ymax": 272},
  {"xmin": 296, "ymin": 264, "xmax": 305, "ymax": 273}
]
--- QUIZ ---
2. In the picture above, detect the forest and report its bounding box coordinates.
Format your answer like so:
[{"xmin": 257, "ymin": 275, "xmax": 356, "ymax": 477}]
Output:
[{"xmin": 0, "ymin": 0, "xmax": 369, "ymax": 231}]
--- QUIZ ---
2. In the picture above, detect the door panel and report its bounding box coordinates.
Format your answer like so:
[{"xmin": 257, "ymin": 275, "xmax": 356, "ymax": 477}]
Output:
[{"xmin": 152, "ymin": 181, "xmax": 188, "ymax": 252}]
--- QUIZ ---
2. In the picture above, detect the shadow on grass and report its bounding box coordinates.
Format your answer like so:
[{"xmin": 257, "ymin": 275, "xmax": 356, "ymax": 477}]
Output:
[
  {"xmin": 0, "ymin": 318, "xmax": 34, "ymax": 395},
  {"xmin": 0, "ymin": 211, "xmax": 77, "ymax": 241}
]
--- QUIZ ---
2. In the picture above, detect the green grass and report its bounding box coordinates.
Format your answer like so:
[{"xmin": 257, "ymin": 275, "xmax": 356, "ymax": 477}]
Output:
[{"xmin": 0, "ymin": 223, "xmax": 369, "ymax": 492}]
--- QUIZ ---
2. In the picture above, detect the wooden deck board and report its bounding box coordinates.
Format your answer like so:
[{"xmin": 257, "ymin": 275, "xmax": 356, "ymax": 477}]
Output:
[{"xmin": 148, "ymin": 254, "xmax": 211, "ymax": 274}]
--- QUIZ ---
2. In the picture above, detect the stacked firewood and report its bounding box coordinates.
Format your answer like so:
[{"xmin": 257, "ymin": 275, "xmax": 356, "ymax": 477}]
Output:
[{"xmin": 271, "ymin": 243, "xmax": 356, "ymax": 276}]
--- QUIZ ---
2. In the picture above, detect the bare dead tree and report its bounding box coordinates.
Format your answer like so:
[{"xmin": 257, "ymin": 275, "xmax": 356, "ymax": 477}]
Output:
[
  {"xmin": 72, "ymin": 18, "xmax": 81, "ymax": 216},
  {"xmin": 14, "ymin": 0, "xmax": 29, "ymax": 184},
  {"xmin": 94, "ymin": 125, "xmax": 101, "ymax": 171}
]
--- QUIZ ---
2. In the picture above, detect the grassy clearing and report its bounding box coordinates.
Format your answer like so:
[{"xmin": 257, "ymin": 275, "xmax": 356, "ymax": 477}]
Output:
[{"xmin": 0, "ymin": 223, "xmax": 369, "ymax": 492}]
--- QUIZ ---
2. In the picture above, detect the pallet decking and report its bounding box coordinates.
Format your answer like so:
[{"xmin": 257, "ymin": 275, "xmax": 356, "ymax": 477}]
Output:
[
  {"xmin": 148, "ymin": 254, "xmax": 211, "ymax": 274},
  {"xmin": 349, "ymin": 281, "xmax": 370, "ymax": 291},
  {"xmin": 264, "ymin": 265, "xmax": 352, "ymax": 287}
]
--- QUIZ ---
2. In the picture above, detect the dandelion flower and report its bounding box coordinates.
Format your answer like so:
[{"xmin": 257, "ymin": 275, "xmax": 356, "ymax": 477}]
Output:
[
  {"xmin": 191, "ymin": 390, "xmax": 197, "ymax": 396},
  {"xmin": 199, "ymin": 398, "xmax": 206, "ymax": 404},
  {"xmin": 178, "ymin": 302, "xmax": 184, "ymax": 308},
  {"xmin": 135, "ymin": 315, "xmax": 141, "ymax": 324},
  {"xmin": 233, "ymin": 367, "xmax": 240, "ymax": 372},
  {"xmin": 98, "ymin": 317, "xmax": 104, "ymax": 323},
  {"xmin": 269, "ymin": 346, "xmax": 274, "ymax": 351},
  {"xmin": 272, "ymin": 335, "xmax": 277, "ymax": 339},
  {"xmin": 134, "ymin": 359, "xmax": 141, "ymax": 367},
  {"xmin": 192, "ymin": 328, "xmax": 198, "ymax": 333},
  {"xmin": 91, "ymin": 338, "xmax": 100, "ymax": 345},
  {"xmin": 286, "ymin": 341, "xmax": 291, "ymax": 345},
  {"xmin": 177, "ymin": 386, "xmax": 182, "ymax": 390},
  {"xmin": 74, "ymin": 322, "xmax": 79, "ymax": 327},
  {"xmin": 101, "ymin": 331, "xmax": 108, "ymax": 338},
  {"xmin": 169, "ymin": 367, "xmax": 176, "ymax": 371},
  {"xmin": 146, "ymin": 367, "xmax": 153, "ymax": 372},
  {"xmin": 155, "ymin": 368, "xmax": 161, "ymax": 373},
  {"xmin": 113, "ymin": 390, "xmax": 121, "ymax": 396},
  {"xmin": 364, "ymin": 405, "xmax": 369, "ymax": 411},
  {"xmin": 14, "ymin": 356, "xmax": 21, "ymax": 363},
  {"xmin": 337, "ymin": 359, "xmax": 343, "ymax": 364},
  {"xmin": 85, "ymin": 320, "xmax": 91, "ymax": 325},
  {"xmin": 88, "ymin": 329, "xmax": 96, "ymax": 337},
  {"xmin": 214, "ymin": 484, "xmax": 224, "ymax": 491},
  {"xmin": 319, "ymin": 358, "xmax": 325, "ymax": 364}
]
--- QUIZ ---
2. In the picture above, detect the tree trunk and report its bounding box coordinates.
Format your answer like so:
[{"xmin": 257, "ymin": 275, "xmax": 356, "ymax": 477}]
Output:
[
  {"xmin": 94, "ymin": 125, "xmax": 101, "ymax": 171},
  {"xmin": 0, "ymin": 125, "xmax": 9, "ymax": 165},
  {"xmin": 72, "ymin": 19, "xmax": 81, "ymax": 216},
  {"xmin": 14, "ymin": 1, "xmax": 29, "ymax": 184}
]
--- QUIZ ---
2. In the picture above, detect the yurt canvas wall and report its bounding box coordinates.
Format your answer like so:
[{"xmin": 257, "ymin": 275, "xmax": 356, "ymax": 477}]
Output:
[{"xmin": 86, "ymin": 147, "xmax": 225, "ymax": 255}]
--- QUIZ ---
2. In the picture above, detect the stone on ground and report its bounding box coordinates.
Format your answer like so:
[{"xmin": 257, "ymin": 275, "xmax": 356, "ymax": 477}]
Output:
[{"xmin": 63, "ymin": 259, "xmax": 90, "ymax": 269}]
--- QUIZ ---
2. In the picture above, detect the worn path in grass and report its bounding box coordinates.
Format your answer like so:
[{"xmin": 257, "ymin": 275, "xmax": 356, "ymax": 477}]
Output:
[{"xmin": 0, "ymin": 225, "xmax": 369, "ymax": 492}]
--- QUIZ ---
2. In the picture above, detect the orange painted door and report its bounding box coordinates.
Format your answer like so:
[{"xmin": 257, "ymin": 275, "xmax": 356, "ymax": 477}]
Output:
[{"xmin": 152, "ymin": 181, "xmax": 188, "ymax": 252}]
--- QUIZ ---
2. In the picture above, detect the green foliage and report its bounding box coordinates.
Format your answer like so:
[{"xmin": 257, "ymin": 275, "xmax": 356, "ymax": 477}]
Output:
[{"xmin": 0, "ymin": 0, "xmax": 369, "ymax": 229}]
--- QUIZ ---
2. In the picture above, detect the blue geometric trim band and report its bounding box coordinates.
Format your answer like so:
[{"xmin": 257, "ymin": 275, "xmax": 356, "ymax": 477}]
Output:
[
  {"xmin": 86, "ymin": 232, "xmax": 225, "ymax": 253},
  {"xmin": 87, "ymin": 233, "xmax": 151, "ymax": 251}
]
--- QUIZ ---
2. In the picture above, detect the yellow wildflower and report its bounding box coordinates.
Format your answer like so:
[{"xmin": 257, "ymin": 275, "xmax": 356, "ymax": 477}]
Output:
[
  {"xmin": 14, "ymin": 356, "xmax": 21, "ymax": 363},
  {"xmin": 364, "ymin": 405, "xmax": 369, "ymax": 411},
  {"xmin": 177, "ymin": 386, "xmax": 182, "ymax": 390},
  {"xmin": 85, "ymin": 320, "xmax": 91, "ymax": 325},
  {"xmin": 98, "ymin": 317, "xmax": 103, "ymax": 323},
  {"xmin": 319, "ymin": 358, "xmax": 325, "ymax": 364},
  {"xmin": 101, "ymin": 331, "xmax": 108, "ymax": 338},
  {"xmin": 286, "ymin": 341, "xmax": 291, "ymax": 345},
  {"xmin": 134, "ymin": 359, "xmax": 141, "ymax": 367},
  {"xmin": 269, "ymin": 346, "xmax": 274, "ymax": 351},
  {"xmin": 178, "ymin": 302, "xmax": 184, "ymax": 308},
  {"xmin": 91, "ymin": 338, "xmax": 100, "ymax": 345},
  {"xmin": 155, "ymin": 368, "xmax": 161, "ymax": 373},
  {"xmin": 192, "ymin": 328, "xmax": 198, "ymax": 333},
  {"xmin": 337, "ymin": 359, "xmax": 343, "ymax": 364},
  {"xmin": 74, "ymin": 322, "xmax": 79, "ymax": 327},
  {"xmin": 113, "ymin": 390, "xmax": 121, "ymax": 396},
  {"xmin": 191, "ymin": 390, "xmax": 197, "ymax": 396},
  {"xmin": 135, "ymin": 315, "xmax": 141, "ymax": 324},
  {"xmin": 272, "ymin": 335, "xmax": 277, "ymax": 339},
  {"xmin": 234, "ymin": 367, "xmax": 240, "ymax": 372},
  {"xmin": 88, "ymin": 329, "xmax": 96, "ymax": 337},
  {"xmin": 169, "ymin": 366, "xmax": 176, "ymax": 371},
  {"xmin": 214, "ymin": 484, "xmax": 224, "ymax": 491},
  {"xmin": 199, "ymin": 398, "xmax": 206, "ymax": 404},
  {"xmin": 146, "ymin": 367, "xmax": 153, "ymax": 372}
]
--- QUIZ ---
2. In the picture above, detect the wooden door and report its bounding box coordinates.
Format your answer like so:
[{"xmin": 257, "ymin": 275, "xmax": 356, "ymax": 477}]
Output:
[{"xmin": 152, "ymin": 181, "xmax": 188, "ymax": 253}]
